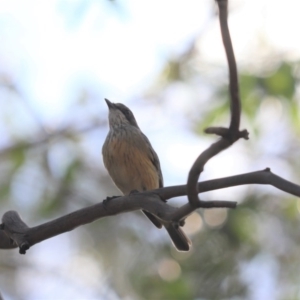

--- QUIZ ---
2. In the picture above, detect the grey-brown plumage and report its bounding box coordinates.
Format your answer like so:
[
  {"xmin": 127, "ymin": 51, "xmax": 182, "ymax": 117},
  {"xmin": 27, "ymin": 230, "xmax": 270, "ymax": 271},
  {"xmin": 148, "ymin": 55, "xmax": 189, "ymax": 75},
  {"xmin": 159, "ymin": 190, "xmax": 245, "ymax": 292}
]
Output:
[{"xmin": 102, "ymin": 99, "xmax": 191, "ymax": 251}]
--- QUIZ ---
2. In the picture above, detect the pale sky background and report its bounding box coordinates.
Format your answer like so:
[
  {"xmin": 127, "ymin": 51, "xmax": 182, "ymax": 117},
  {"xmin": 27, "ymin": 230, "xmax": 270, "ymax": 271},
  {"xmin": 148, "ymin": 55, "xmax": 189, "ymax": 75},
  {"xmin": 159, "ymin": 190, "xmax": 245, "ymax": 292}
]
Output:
[{"xmin": 1, "ymin": 0, "xmax": 300, "ymax": 299}]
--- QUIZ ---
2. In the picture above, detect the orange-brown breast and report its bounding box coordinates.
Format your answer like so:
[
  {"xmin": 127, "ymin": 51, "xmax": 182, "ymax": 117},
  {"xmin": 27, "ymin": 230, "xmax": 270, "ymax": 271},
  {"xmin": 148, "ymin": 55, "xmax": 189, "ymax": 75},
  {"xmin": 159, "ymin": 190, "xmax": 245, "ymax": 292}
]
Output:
[{"xmin": 103, "ymin": 135, "xmax": 159, "ymax": 195}]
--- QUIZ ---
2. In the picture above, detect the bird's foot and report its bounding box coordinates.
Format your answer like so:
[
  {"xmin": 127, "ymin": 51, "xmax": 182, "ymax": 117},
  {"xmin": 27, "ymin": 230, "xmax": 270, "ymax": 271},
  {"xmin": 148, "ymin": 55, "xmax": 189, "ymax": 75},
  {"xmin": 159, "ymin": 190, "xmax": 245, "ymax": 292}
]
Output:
[
  {"xmin": 103, "ymin": 195, "xmax": 120, "ymax": 207},
  {"xmin": 129, "ymin": 190, "xmax": 140, "ymax": 195},
  {"xmin": 179, "ymin": 220, "xmax": 185, "ymax": 227}
]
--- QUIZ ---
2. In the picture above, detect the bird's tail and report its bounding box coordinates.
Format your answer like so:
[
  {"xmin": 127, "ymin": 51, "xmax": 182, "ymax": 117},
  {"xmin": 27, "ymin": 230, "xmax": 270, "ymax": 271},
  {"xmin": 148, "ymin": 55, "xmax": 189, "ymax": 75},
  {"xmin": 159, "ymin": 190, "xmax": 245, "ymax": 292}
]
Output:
[{"xmin": 164, "ymin": 224, "xmax": 191, "ymax": 252}]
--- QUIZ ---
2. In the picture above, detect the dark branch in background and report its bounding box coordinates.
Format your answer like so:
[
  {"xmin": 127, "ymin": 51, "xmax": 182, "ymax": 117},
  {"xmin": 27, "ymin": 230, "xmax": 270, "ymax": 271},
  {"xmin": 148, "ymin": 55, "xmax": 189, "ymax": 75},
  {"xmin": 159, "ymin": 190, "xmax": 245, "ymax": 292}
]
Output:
[
  {"xmin": 185, "ymin": 0, "xmax": 248, "ymax": 222},
  {"xmin": 2, "ymin": 168, "xmax": 300, "ymax": 253},
  {"xmin": 0, "ymin": 79, "xmax": 49, "ymax": 135},
  {"xmin": 0, "ymin": 120, "xmax": 106, "ymax": 158},
  {"xmin": 0, "ymin": 77, "xmax": 108, "ymax": 140}
]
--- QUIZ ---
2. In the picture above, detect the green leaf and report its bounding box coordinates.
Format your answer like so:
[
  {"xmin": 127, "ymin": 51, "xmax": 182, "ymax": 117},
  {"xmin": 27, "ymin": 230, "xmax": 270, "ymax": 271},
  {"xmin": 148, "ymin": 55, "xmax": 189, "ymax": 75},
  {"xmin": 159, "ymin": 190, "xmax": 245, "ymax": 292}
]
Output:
[{"xmin": 260, "ymin": 62, "xmax": 295, "ymax": 99}]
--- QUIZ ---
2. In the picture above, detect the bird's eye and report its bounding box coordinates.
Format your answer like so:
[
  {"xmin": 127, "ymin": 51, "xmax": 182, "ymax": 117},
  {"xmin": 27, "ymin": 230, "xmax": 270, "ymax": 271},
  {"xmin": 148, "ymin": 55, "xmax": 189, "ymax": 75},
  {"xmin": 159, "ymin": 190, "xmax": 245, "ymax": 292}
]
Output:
[{"xmin": 125, "ymin": 109, "xmax": 131, "ymax": 117}]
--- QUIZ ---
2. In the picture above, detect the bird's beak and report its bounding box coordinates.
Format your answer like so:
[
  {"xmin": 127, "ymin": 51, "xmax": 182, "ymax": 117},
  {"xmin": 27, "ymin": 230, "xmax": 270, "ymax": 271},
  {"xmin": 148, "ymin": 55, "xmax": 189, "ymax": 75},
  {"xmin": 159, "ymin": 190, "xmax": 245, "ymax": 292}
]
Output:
[{"xmin": 105, "ymin": 98, "xmax": 115, "ymax": 109}]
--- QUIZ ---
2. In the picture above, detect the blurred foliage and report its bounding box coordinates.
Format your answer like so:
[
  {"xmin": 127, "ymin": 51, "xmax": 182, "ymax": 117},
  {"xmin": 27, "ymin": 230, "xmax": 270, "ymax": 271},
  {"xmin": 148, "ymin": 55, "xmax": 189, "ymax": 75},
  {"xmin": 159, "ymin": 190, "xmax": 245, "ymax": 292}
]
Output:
[
  {"xmin": 1, "ymin": 6, "xmax": 300, "ymax": 300},
  {"xmin": 194, "ymin": 61, "xmax": 299, "ymax": 136}
]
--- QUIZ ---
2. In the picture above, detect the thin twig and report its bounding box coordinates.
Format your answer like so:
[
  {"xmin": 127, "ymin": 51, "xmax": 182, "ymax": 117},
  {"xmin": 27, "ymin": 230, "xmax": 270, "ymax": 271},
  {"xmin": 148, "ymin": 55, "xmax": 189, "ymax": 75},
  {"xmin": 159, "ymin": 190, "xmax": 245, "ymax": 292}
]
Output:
[
  {"xmin": 0, "ymin": 121, "xmax": 105, "ymax": 158},
  {"xmin": 217, "ymin": 0, "xmax": 241, "ymax": 131}
]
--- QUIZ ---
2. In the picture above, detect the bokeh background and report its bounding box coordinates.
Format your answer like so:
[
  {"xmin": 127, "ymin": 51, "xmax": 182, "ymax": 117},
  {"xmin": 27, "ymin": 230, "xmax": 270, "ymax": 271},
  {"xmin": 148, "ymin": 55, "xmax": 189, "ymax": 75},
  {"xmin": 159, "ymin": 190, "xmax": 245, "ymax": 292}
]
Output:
[{"xmin": 1, "ymin": 0, "xmax": 300, "ymax": 299}]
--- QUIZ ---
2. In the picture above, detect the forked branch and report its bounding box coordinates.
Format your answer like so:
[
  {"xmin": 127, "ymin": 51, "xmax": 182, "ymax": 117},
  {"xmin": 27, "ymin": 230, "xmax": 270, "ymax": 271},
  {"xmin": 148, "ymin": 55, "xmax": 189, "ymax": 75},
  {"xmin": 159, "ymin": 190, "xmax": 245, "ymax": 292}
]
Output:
[
  {"xmin": 1, "ymin": 168, "xmax": 300, "ymax": 253},
  {"xmin": 186, "ymin": 0, "xmax": 248, "ymax": 217}
]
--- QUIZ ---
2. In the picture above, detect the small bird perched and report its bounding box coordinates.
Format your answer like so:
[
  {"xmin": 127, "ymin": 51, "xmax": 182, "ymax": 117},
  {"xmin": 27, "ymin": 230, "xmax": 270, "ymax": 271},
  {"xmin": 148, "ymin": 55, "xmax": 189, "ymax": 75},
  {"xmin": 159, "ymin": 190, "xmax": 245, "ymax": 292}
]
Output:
[{"xmin": 102, "ymin": 99, "xmax": 191, "ymax": 251}]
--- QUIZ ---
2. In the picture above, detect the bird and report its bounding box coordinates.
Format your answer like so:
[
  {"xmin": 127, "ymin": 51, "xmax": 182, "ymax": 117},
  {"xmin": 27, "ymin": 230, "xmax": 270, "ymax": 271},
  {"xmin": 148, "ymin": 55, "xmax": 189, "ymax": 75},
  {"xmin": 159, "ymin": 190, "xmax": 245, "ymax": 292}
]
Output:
[{"xmin": 102, "ymin": 98, "xmax": 191, "ymax": 251}]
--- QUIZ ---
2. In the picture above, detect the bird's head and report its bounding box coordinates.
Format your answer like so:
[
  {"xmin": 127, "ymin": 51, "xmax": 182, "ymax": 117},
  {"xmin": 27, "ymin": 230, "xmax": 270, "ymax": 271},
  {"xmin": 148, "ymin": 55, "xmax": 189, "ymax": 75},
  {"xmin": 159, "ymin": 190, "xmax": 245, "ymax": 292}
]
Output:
[{"xmin": 104, "ymin": 98, "xmax": 139, "ymax": 129}]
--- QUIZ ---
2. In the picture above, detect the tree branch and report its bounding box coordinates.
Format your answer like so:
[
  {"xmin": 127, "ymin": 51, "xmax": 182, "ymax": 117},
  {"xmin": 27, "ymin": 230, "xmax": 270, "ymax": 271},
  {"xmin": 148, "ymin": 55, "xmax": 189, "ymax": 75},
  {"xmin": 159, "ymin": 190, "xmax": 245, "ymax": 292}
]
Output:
[
  {"xmin": 186, "ymin": 0, "xmax": 248, "ymax": 214},
  {"xmin": 0, "ymin": 120, "xmax": 105, "ymax": 158},
  {"xmin": 2, "ymin": 168, "xmax": 300, "ymax": 254},
  {"xmin": 217, "ymin": 0, "xmax": 241, "ymax": 131}
]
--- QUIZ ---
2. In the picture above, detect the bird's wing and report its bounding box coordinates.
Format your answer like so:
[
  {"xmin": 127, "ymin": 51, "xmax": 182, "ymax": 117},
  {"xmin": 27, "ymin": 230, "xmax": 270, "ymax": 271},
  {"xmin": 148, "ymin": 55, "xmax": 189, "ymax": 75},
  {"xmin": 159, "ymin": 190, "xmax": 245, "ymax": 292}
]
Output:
[{"xmin": 141, "ymin": 132, "xmax": 164, "ymax": 188}]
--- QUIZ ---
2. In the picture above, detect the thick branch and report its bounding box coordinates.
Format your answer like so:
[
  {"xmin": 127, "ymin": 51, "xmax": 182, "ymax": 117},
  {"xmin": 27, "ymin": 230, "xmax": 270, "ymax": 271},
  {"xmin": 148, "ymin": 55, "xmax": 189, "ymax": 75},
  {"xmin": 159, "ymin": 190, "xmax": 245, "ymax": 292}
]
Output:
[
  {"xmin": 2, "ymin": 168, "xmax": 300, "ymax": 253},
  {"xmin": 0, "ymin": 193, "xmax": 176, "ymax": 252}
]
